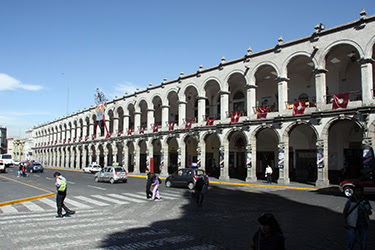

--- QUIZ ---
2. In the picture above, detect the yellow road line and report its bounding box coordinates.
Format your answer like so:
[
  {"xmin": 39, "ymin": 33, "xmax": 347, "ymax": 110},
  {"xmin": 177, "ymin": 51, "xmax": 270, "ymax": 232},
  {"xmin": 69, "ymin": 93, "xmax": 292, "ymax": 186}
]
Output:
[
  {"xmin": 209, "ymin": 181, "xmax": 318, "ymax": 191},
  {"xmin": 0, "ymin": 193, "xmax": 55, "ymax": 207},
  {"xmin": 0, "ymin": 175, "xmax": 55, "ymax": 207},
  {"xmin": 127, "ymin": 174, "xmax": 317, "ymax": 191},
  {"xmin": 45, "ymin": 167, "xmax": 83, "ymax": 172}
]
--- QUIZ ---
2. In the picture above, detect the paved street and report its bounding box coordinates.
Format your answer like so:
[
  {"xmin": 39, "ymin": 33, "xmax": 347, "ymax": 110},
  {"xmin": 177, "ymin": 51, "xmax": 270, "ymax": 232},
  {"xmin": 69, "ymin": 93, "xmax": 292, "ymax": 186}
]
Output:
[{"xmin": 1, "ymin": 167, "xmax": 374, "ymax": 249}]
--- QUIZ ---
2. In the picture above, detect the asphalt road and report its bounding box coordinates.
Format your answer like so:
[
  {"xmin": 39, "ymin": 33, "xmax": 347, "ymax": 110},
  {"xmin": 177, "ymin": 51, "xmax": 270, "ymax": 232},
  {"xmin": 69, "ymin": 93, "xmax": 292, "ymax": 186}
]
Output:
[{"xmin": 1, "ymin": 166, "xmax": 374, "ymax": 249}]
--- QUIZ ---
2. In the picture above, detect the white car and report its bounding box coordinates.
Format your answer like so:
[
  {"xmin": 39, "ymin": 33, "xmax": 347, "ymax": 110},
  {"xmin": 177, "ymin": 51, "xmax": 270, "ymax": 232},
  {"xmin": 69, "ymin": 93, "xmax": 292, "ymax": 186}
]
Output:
[{"xmin": 83, "ymin": 164, "xmax": 102, "ymax": 173}]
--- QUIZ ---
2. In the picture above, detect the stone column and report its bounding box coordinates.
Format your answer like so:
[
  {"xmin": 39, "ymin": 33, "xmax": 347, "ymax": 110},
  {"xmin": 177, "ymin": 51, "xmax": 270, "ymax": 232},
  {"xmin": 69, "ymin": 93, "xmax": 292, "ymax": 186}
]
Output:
[
  {"xmin": 219, "ymin": 144, "xmax": 230, "ymax": 181},
  {"xmin": 315, "ymin": 139, "xmax": 329, "ymax": 187},
  {"xmin": 123, "ymin": 143, "xmax": 129, "ymax": 171},
  {"xmin": 104, "ymin": 118, "xmax": 110, "ymax": 138},
  {"xmin": 277, "ymin": 77, "xmax": 289, "ymax": 113},
  {"xmin": 61, "ymin": 149, "xmax": 66, "ymax": 167},
  {"xmin": 112, "ymin": 144, "xmax": 118, "ymax": 164},
  {"xmin": 134, "ymin": 112, "xmax": 141, "ymax": 134},
  {"xmin": 199, "ymin": 142, "xmax": 205, "ymax": 171},
  {"xmin": 180, "ymin": 140, "xmax": 186, "ymax": 169},
  {"xmin": 277, "ymin": 142, "xmax": 290, "ymax": 185},
  {"xmin": 76, "ymin": 148, "xmax": 81, "ymax": 169},
  {"xmin": 178, "ymin": 101, "xmax": 187, "ymax": 129},
  {"xmin": 247, "ymin": 84, "xmax": 257, "ymax": 118},
  {"xmin": 197, "ymin": 96, "xmax": 206, "ymax": 125},
  {"xmin": 245, "ymin": 145, "xmax": 256, "ymax": 182},
  {"xmin": 113, "ymin": 117, "xmax": 119, "ymax": 135},
  {"xmin": 82, "ymin": 125, "xmax": 87, "ymax": 141},
  {"xmin": 71, "ymin": 149, "xmax": 76, "ymax": 169},
  {"xmin": 177, "ymin": 148, "xmax": 182, "ymax": 169},
  {"xmin": 89, "ymin": 123, "xmax": 94, "ymax": 139},
  {"xmin": 104, "ymin": 149, "xmax": 109, "ymax": 166},
  {"xmin": 77, "ymin": 126, "xmax": 81, "ymax": 141},
  {"xmin": 147, "ymin": 109, "xmax": 155, "ymax": 133},
  {"xmin": 124, "ymin": 115, "xmax": 130, "ymax": 133},
  {"xmin": 314, "ymin": 68, "xmax": 328, "ymax": 108},
  {"xmin": 162, "ymin": 105, "xmax": 169, "ymax": 131},
  {"xmin": 360, "ymin": 58, "xmax": 375, "ymax": 104},
  {"xmin": 134, "ymin": 143, "xmax": 140, "ymax": 174},
  {"xmin": 82, "ymin": 149, "xmax": 87, "ymax": 168},
  {"xmin": 220, "ymin": 91, "xmax": 230, "ymax": 121}
]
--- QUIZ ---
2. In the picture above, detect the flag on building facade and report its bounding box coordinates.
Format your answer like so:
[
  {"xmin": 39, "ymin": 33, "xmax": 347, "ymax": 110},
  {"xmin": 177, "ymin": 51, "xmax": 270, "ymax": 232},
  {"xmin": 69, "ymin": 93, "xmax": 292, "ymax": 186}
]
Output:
[
  {"xmin": 332, "ymin": 93, "xmax": 349, "ymax": 109},
  {"xmin": 293, "ymin": 101, "xmax": 306, "ymax": 115},
  {"xmin": 257, "ymin": 106, "xmax": 269, "ymax": 119},
  {"xmin": 230, "ymin": 111, "xmax": 242, "ymax": 124},
  {"xmin": 206, "ymin": 117, "xmax": 215, "ymax": 126}
]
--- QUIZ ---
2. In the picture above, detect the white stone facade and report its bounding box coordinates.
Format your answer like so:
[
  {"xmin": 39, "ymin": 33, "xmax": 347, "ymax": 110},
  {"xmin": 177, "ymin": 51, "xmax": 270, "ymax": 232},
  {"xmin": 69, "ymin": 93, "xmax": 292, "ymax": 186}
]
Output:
[{"xmin": 32, "ymin": 11, "xmax": 375, "ymax": 187}]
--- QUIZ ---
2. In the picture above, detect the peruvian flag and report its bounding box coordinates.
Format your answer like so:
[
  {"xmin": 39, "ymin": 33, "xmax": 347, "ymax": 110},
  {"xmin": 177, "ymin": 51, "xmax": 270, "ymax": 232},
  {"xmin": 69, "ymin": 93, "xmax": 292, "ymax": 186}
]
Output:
[
  {"xmin": 257, "ymin": 106, "xmax": 269, "ymax": 119},
  {"xmin": 206, "ymin": 117, "xmax": 215, "ymax": 126},
  {"xmin": 185, "ymin": 119, "xmax": 194, "ymax": 129},
  {"xmin": 139, "ymin": 126, "xmax": 146, "ymax": 134},
  {"xmin": 230, "ymin": 111, "xmax": 242, "ymax": 124},
  {"xmin": 153, "ymin": 123, "xmax": 159, "ymax": 132},
  {"xmin": 168, "ymin": 121, "xmax": 175, "ymax": 131},
  {"xmin": 293, "ymin": 101, "xmax": 306, "ymax": 115},
  {"xmin": 332, "ymin": 93, "xmax": 349, "ymax": 109}
]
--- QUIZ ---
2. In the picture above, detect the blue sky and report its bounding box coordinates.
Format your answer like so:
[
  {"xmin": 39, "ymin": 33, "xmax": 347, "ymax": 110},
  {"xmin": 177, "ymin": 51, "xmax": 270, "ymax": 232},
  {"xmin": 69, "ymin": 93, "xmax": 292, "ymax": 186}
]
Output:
[{"xmin": 1, "ymin": 0, "xmax": 375, "ymax": 137}]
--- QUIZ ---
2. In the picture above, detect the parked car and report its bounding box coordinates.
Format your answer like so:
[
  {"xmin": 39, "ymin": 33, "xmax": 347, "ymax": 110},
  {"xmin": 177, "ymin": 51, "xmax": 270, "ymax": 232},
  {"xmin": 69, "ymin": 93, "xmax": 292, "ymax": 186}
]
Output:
[
  {"xmin": 94, "ymin": 166, "xmax": 128, "ymax": 184},
  {"xmin": 0, "ymin": 160, "xmax": 6, "ymax": 173},
  {"xmin": 26, "ymin": 161, "xmax": 44, "ymax": 173},
  {"xmin": 83, "ymin": 163, "xmax": 102, "ymax": 173},
  {"xmin": 165, "ymin": 168, "xmax": 209, "ymax": 190},
  {"xmin": 339, "ymin": 171, "xmax": 375, "ymax": 197}
]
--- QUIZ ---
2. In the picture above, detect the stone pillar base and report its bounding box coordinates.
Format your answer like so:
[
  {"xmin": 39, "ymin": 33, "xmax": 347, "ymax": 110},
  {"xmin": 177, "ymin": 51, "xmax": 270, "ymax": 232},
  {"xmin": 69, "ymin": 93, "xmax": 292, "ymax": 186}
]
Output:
[
  {"xmin": 277, "ymin": 178, "xmax": 290, "ymax": 185},
  {"xmin": 246, "ymin": 176, "xmax": 257, "ymax": 182},
  {"xmin": 219, "ymin": 176, "xmax": 230, "ymax": 181},
  {"xmin": 315, "ymin": 179, "xmax": 330, "ymax": 188}
]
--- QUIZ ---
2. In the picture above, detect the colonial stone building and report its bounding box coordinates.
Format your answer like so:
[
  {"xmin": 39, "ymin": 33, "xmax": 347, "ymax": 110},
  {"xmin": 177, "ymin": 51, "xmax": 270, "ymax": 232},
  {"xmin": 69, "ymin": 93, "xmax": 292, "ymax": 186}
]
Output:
[{"xmin": 32, "ymin": 10, "xmax": 375, "ymax": 187}]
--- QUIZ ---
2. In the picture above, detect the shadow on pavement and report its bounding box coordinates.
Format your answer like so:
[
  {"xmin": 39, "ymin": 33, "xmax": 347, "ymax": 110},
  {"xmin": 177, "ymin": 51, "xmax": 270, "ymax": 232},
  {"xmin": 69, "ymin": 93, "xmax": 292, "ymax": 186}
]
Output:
[{"xmin": 98, "ymin": 186, "xmax": 375, "ymax": 249}]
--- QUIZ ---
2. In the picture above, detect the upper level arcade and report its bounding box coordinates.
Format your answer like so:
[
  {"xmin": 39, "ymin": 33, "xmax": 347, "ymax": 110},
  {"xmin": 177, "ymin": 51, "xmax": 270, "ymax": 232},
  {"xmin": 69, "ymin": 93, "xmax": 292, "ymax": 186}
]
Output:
[{"xmin": 33, "ymin": 11, "xmax": 375, "ymax": 150}]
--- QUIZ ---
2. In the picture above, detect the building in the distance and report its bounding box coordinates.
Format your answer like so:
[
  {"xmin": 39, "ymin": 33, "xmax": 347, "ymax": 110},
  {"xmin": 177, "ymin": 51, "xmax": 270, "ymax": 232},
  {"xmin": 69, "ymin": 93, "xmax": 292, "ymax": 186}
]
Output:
[
  {"xmin": 0, "ymin": 126, "xmax": 7, "ymax": 154},
  {"xmin": 31, "ymin": 10, "xmax": 375, "ymax": 187}
]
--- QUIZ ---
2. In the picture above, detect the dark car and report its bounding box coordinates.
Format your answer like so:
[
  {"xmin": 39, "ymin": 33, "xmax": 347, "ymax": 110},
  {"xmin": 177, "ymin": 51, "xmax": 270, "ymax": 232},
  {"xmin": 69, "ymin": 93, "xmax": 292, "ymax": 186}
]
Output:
[
  {"xmin": 339, "ymin": 171, "xmax": 375, "ymax": 197},
  {"xmin": 26, "ymin": 162, "xmax": 44, "ymax": 173},
  {"xmin": 165, "ymin": 168, "xmax": 209, "ymax": 190}
]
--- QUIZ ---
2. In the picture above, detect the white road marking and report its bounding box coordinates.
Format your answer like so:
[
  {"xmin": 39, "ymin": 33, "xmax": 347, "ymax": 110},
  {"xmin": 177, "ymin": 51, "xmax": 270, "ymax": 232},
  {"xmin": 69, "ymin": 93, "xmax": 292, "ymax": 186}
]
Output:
[
  {"xmin": 108, "ymin": 193, "xmax": 144, "ymax": 203},
  {"xmin": 64, "ymin": 198, "xmax": 92, "ymax": 209},
  {"xmin": 23, "ymin": 201, "xmax": 45, "ymax": 212},
  {"xmin": 91, "ymin": 194, "xmax": 129, "ymax": 205},
  {"xmin": 38, "ymin": 197, "xmax": 57, "ymax": 208},
  {"xmin": 73, "ymin": 196, "xmax": 109, "ymax": 206},
  {"xmin": 0, "ymin": 205, "xmax": 18, "ymax": 214},
  {"xmin": 87, "ymin": 185, "xmax": 106, "ymax": 190}
]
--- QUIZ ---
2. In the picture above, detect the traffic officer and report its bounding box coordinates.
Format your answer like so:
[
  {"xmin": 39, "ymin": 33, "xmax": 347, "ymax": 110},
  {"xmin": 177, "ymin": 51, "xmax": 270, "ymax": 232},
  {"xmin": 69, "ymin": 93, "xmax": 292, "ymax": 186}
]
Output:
[{"xmin": 54, "ymin": 172, "xmax": 75, "ymax": 218}]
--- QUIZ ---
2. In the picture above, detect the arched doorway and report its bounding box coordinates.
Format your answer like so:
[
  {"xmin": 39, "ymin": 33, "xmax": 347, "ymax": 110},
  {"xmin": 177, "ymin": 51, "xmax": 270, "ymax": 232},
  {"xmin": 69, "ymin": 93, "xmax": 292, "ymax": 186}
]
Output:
[
  {"xmin": 228, "ymin": 130, "xmax": 247, "ymax": 180},
  {"xmin": 256, "ymin": 128, "xmax": 279, "ymax": 181},
  {"xmin": 328, "ymin": 120, "xmax": 363, "ymax": 184}
]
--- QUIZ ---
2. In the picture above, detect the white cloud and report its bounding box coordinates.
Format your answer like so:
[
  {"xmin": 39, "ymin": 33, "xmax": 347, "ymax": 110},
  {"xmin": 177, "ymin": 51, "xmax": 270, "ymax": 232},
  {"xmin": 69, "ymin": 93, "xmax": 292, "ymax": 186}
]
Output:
[
  {"xmin": 0, "ymin": 73, "xmax": 43, "ymax": 91},
  {"xmin": 108, "ymin": 81, "xmax": 138, "ymax": 100}
]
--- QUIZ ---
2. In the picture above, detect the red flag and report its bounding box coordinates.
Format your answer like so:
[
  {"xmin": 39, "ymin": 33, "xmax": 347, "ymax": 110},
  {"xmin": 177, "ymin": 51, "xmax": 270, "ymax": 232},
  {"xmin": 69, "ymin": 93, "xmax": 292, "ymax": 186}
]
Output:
[
  {"xmin": 127, "ymin": 128, "xmax": 134, "ymax": 135},
  {"xmin": 185, "ymin": 119, "xmax": 194, "ymax": 129},
  {"xmin": 206, "ymin": 117, "xmax": 215, "ymax": 126},
  {"xmin": 117, "ymin": 130, "xmax": 123, "ymax": 137},
  {"xmin": 140, "ymin": 126, "xmax": 146, "ymax": 134},
  {"xmin": 153, "ymin": 123, "xmax": 159, "ymax": 132},
  {"xmin": 168, "ymin": 121, "xmax": 175, "ymax": 131},
  {"xmin": 332, "ymin": 93, "xmax": 349, "ymax": 109},
  {"xmin": 257, "ymin": 106, "xmax": 269, "ymax": 119},
  {"xmin": 230, "ymin": 111, "xmax": 241, "ymax": 124},
  {"xmin": 293, "ymin": 101, "xmax": 306, "ymax": 115}
]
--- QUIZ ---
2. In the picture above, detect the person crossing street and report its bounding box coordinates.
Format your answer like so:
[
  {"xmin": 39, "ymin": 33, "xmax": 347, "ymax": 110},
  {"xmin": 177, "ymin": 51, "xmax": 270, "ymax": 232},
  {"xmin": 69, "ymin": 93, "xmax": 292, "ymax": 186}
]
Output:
[{"xmin": 54, "ymin": 172, "xmax": 75, "ymax": 218}]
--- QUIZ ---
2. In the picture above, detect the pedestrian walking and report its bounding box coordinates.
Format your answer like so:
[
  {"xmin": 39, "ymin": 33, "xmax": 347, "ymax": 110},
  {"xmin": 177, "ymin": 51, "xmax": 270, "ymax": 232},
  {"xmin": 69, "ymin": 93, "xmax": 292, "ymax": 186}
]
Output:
[
  {"xmin": 151, "ymin": 174, "xmax": 161, "ymax": 201},
  {"xmin": 54, "ymin": 172, "xmax": 75, "ymax": 218},
  {"xmin": 145, "ymin": 168, "xmax": 153, "ymax": 199},
  {"xmin": 194, "ymin": 175, "xmax": 208, "ymax": 207},
  {"xmin": 265, "ymin": 165, "xmax": 273, "ymax": 184},
  {"xmin": 343, "ymin": 185, "xmax": 372, "ymax": 250},
  {"xmin": 250, "ymin": 213, "xmax": 285, "ymax": 250}
]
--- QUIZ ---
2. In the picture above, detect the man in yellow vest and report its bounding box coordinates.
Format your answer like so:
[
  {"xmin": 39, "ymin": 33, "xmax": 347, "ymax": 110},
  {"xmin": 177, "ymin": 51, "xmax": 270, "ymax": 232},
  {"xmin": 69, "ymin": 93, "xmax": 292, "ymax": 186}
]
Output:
[{"xmin": 54, "ymin": 172, "xmax": 75, "ymax": 218}]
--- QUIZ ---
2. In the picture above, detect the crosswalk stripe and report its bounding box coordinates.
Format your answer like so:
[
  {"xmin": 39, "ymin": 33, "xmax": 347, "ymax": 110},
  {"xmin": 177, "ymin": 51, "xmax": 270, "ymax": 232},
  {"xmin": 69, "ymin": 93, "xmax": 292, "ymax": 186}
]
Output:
[
  {"xmin": 73, "ymin": 196, "xmax": 109, "ymax": 206},
  {"xmin": 0, "ymin": 205, "xmax": 18, "ymax": 214},
  {"xmin": 107, "ymin": 193, "xmax": 144, "ymax": 203},
  {"xmin": 126, "ymin": 192, "xmax": 149, "ymax": 199},
  {"xmin": 38, "ymin": 197, "xmax": 57, "ymax": 208},
  {"xmin": 91, "ymin": 194, "xmax": 129, "ymax": 205},
  {"xmin": 134, "ymin": 191, "xmax": 177, "ymax": 200},
  {"xmin": 23, "ymin": 201, "xmax": 45, "ymax": 212},
  {"xmin": 64, "ymin": 198, "xmax": 92, "ymax": 209},
  {"xmin": 162, "ymin": 192, "xmax": 182, "ymax": 198}
]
